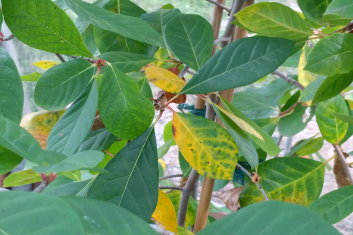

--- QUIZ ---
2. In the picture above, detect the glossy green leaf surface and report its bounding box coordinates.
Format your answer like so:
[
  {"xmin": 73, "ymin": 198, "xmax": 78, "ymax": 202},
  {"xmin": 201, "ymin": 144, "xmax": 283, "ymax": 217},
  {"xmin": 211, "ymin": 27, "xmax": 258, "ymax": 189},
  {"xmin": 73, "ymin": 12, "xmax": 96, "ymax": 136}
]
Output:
[
  {"xmin": 334, "ymin": 113, "xmax": 353, "ymax": 125},
  {"xmin": 43, "ymin": 177, "xmax": 93, "ymax": 196},
  {"xmin": 323, "ymin": 0, "xmax": 353, "ymax": 25},
  {"xmin": 87, "ymin": 128, "xmax": 158, "ymax": 221},
  {"xmin": 141, "ymin": 8, "xmax": 181, "ymax": 34},
  {"xmin": 313, "ymin": 72, "xmax": 353, "ymax": 104},
  {"xmin": 2, "ymin": 0, "xmax": 92, "ymax": 57},
  {"xmin": 278, "ymin": 105, "xmax": 307, "ymax": 136},
  {"xmin": 0, "ymin": 191, "xmax": 85, "ymax": 234},
  {"xmin": 0, "ymin": 47, "xmax": 23, "ymax": 123},
  {"xmin": 316, "ymin": 96, "xmax": 349, "ymax": 143},
  {"xmin": 310, "ymin": 185, "xmax": 353, "ymax": 224},
  {"xmin": 199, "ymin": 201, "xmax": 339, "ymax": 235},
  {"xmin": 285, "ymin": 137, "xmax": 324, "ymax": 157},
  {"xmin": 47, "ymin": 82, "xmax": 98, "ymax": 155},
  {"xmin": 34, "ymin": 150, "xmax": 104, "ymax": 173},
  {"xmin": 240, "ymin": 157, "xmax": 325, "ymax": 206},
  {"xmin": 164, "ymin": 14, "xmax": 213, "ymax": 71},
  {"xmin": 98, "ymin": 65, "xmax": 154, "ymax": 139},
  {"xmin": 298, "ymin": 0, "xmax": 332, "ymax": 21},
  {"xmin": 77, "ymin": 129, "xmax": 116, "ymax": 152},
  {"xmin": 98, "ymin": 52, "xmax": 155, "ymax": 73},
  {"xmin": 34, "ymin": 59, "xmax": 94, "ymax": 111},
  {"xmin": 93, "ymin": 0, "xmax": 155, "ymax": 55},
  {"xmin": 65, "ymin": 0, "xmax": 164, "ymax": 47},
  {"xmin": 64, "ymin": 197, "xmax": 158, "ymax": 235},
  {"xmin": 0, "ymin": 146, "xmax": 22, "ymax": 174},
  {"xmin": 233, "ymin": 79, "xmax": 292, "ymax": 119},
  {"xmin": 181, "ymin": 37, "xmax": 294, "ymax": 94},
  {"xmin": 305, "ymin": 34, "xmax": 353, "ymax": 76},
  {"xmin": 235, "ymin": 2, "xmax": 312, "ymax": 42}
]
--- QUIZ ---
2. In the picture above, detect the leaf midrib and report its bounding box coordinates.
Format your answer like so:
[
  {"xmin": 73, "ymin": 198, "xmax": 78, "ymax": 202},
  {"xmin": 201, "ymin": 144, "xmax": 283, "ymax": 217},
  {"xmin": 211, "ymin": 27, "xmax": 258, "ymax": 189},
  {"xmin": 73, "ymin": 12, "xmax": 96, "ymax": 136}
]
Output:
[{"xmin": 118, "ymin": 128, "xmax": 154, "ymax": 207}]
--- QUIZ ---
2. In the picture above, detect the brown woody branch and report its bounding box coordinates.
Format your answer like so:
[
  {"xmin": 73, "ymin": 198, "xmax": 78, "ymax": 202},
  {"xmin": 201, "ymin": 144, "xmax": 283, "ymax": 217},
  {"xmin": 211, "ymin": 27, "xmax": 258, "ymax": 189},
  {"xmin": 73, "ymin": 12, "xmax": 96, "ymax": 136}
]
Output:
[
  {"xmin": 272, "ymin": 71, "xmax": 305, "ymax": 90},
  {"xmin": 205, "ymin": 0, "xmax": 231, "ymax": 13}
]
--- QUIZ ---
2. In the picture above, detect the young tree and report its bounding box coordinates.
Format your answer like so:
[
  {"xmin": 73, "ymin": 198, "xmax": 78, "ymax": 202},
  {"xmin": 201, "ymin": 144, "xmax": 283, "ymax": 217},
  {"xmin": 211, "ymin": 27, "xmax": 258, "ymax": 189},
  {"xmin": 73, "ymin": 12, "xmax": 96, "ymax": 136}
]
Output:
[{"xmin": 0, "ymin": 0, "xmax": 352, "ymax": 234}]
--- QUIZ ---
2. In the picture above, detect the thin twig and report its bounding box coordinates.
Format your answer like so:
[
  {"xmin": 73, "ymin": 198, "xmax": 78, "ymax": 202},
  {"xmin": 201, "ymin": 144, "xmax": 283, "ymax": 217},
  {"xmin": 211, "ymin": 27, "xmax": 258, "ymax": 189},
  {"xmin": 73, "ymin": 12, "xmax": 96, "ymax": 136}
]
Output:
[
  {"xmin": 33, "ymin": 181, "xmax": 47, "ymax": 192},
  {"xmin": 205, "ymin": 0, "xmax": 231, "ymax": 13},
  {"xmin": 178, "ymin": 170, "xmax": 199, "ymax": 226},
  {"xmin": 159, "ymin": 174, "xmax": 183, "ymax": 181},
  {"xmin": 179, "ymin": 66, "xmax": 189, "ymax": 78},
  {"xmin": 159, "ymin": 186, "xmax": 183, "ymax": 191},
  {"xmin": 221, "ymin": 0, "xmax": 246, "ymax": 47},
  {"xmin": 237, "ymin": 163, "xmax": 269, "ymax": 200},
  {"xmin": 272, "ymin": 71, "xmax": 305, "ymax": 90},
  {"xmin": 67, "ymin": 55, "xmax": 96, "ymax": 63},
  {"xmin": 55, "ymin": 53, "xmax": 66, "ymax": 63}
]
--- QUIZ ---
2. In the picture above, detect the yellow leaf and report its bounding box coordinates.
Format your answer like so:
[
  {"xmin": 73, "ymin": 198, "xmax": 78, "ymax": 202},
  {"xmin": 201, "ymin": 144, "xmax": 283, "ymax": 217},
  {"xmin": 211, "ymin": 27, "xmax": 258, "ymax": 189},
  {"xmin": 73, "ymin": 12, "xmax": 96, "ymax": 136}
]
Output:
[
  {"xmin": 298, "ymin": 45, "xmax": 316, "ymax": 87},
  {"xmin": 158, "ymin": 159, "xmax": 167, "ymax": 170},
  {"xmin": 145, "ymin": 65, "xmax": 185, "ymax": 93},
  {"xmin": 172, "ymin": 113, "xmax": 238, "ymax": 180},
  {"xmin": 178, "ymin": 226, "xmax": 194, "ymax": 235},
  {"xmin": 152, "ymin": 190, "xmax": 178, "ymax": 233},
  {"xmin": 32, "ymin": 60, "xmax": 60, "ymax": 70},
  {"xmin": 21, "ymin": 110, "xmax": 65, "ymax": 148}
]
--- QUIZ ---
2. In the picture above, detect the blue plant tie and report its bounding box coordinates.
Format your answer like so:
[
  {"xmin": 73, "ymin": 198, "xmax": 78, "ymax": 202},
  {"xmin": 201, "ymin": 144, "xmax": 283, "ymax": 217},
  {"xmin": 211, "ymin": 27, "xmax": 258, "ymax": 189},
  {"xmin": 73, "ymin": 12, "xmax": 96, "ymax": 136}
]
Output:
[{"xmin": 177, "ymin": 103, "xmax": 206, "ymax": 117}]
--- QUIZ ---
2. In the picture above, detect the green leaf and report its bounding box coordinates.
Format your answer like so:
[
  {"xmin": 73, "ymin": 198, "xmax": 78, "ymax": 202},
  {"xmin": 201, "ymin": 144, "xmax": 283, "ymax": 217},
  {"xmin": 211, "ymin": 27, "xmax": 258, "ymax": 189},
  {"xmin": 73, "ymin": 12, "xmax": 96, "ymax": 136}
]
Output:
[
  {"xmin": 0, "ymin": 146, "xmax": 22, "ymax": 174},
  {"xmin": 3, "ymin": 169, "xmax": 41, "ymax": 187},
  {"xmin": 233, "ymin": 79, "xmax": 292, "ymax": 119},
  {"xmin": 34, "ymin": 59, "xmax": 95, "ymax": 111},
  {"xmin": 323, "ymin": 0, "xmax": 353, "ymax": 25},
  {"xmin": 299, "ymin": 76, "xmax": 325, "ymax": 102},
  {"xmin": 278, "ymin": 105, "xmax": 307, "ymax": 136},
  {"xmin": 305, "ymin": 34, "xmax": 353, "ymax": 76},
  {"xmin": 93, "ymin": 0, "xmax": 156, "ymax": 55},
  {"xmin": 98, "ymin": 52, "xmax": 155, "ymax": 73},
  {"xmin": 0, "ymin": 47, "xmax": 23, "ymax": 123},
  {"xmin": 334, "ymin": 112, "xmax": 353, "ymax": 125},
  {"xmin": 0, "ymin": 8, "xmax": 3, "ymax": 26},
  {"xmin": 21, "ymin": 72, "xmax": 42, "ymax": 82},
  {"xmin": 2, "ymin": 0, "xmax": 92, "ymax": 57},
  {"xmin": 0, "ymin": 191, "xmax": 85, "ymax": 234},
  {"xmin": 310, "ymin": 185, "xmax": 353, "ymax": 224},
  {"xmin": 43, "ymin": 177, "xmax": 93, "ymax": 196},
  {"xmin": 198, "ymin": 201, "xmax": 339, "ymax": 235},
  {"xmin": 64, "ymin": 197, "xmax": 158, "ymax": 235},
  {"xmin": 164, "ymin": 14, "xmax": 213, "ymax": 71},
  {"xmin": 78, "ymin": 129, "xmax": 116, "ymax": 152},
  {"xmin": 141, "ymin": 8, "xmax": 181, "ymax": 34},
  {"xmin": 235, "ymin": 2, "xmax": 312, "ymax": 43},
  {"xmin": 217, "ymin": 97, "xmax": 280, "ymax": 156},
  {"xmin": 313, "ymin": 72, "xmax": 353, "ymax": 104},
  {"xmin": 87, "ymin": 128, "xmax": 158, "ymax": 221},
  {"xmin": 181, "ymin": 37, "xmax": 294, "ymax": 94},
  {"xmin": 47, "ymin": 82, "xmax": 98, "ymax": 155},
  {"xmin": 316, "ymin": 96, "xmax": 349, "ymax": 143},
  {"xmin": 240, "ymin": 157, "xmax": 325, "ymax": 206},
  {"xmin": 172, "ymin": 113, "xmax": 238, "ymax": 180},
  {"xmin": 34, "ymin": 150, "xmax": 104, "ymax": 173},
  {"xmin": 98, "ymin": 65, "xmax": 154, "ymax": 140},
  {"xmin": 298, "ymin": 0, "xmax": 332, "ymax": 21},
  {"xmin": 285, "ymin": 137, "xmax": 324, "ymax": 157},
  {"xmin": 65, "ymin": 0, "xmax": 164, "ymax": 47}
]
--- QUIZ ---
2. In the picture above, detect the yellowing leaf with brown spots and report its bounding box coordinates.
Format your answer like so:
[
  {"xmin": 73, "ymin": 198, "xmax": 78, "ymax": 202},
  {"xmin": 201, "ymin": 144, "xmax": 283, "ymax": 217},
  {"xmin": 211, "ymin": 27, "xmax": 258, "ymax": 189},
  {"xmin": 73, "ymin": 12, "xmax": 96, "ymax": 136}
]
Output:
[
  {"xmin": 32, "ymin": 61, "xmax": 60, "ymax": 70},
  {"xmin": 172, "ymin": 113, "xmax": 238, "ymax": 180},
  {"xmin": 145, "ymin": 65, "xmax": 185, "ymax": 93},
  {"xmin": 152, "ymin": 190, "xmax": 178, "ymax": 233},
  {"xmin": 21, "ymin": 110, "xmax": 65, "ymax": 148}
]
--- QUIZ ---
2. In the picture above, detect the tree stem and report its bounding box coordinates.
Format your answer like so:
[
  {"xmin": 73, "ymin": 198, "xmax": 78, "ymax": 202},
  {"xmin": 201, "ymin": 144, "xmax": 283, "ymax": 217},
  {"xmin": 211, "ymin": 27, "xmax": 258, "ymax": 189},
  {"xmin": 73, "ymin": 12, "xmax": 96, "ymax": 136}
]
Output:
[
  {"xmin": 205, "ymin": 0, "xmax": 231, "ymax": 12},
  {"xmin": 178, "ymin": 170, "xmax": 199, "ymax": 226},
  {"xmin": 272, "ymin": 71, "xmax": 305, "ymax": 90}
]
